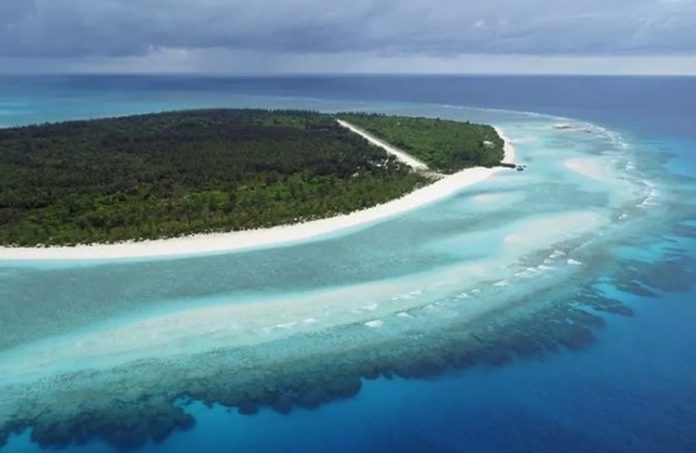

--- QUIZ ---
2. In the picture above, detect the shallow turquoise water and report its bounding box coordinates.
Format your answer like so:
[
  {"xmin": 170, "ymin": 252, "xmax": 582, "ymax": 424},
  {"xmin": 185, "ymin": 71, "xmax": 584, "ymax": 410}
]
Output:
[{"xmin": 1, "ymin": 76, "xmax": 695, "ymax": 452}]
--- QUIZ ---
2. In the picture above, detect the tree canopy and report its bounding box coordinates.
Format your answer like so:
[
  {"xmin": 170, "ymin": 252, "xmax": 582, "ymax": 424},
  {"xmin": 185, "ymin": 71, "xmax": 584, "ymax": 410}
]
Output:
[
  {"xmin": 0, "ymin": 109, "xmax": 504, "ymax": 246},
  {"xmin": 339, "ymin": 113, "xmax": 504, "ymax": 173},
  {"xmin": 0, "ymin": 109, "xmax": 426, "ymax": 246}
]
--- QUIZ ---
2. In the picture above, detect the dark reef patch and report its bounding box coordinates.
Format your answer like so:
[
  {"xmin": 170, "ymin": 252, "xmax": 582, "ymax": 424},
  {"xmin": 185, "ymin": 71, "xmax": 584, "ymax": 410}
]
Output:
[
  {"xmin": 28, "ymin": 397, "xmax": 195, "ymax": 449},
  {"xmin": 618, "ymin": 256, "xmax": 696, "ymax": 294},
  {"xmin": 612, "ymin": 278, "xmax": 658, "ymax": 298},
  {"xmin": 577, "ymin": 289, "xmax": 635, "ymax": 316},
  {"xmin": 0, "ymin": 280, "xmax": 638, "ymax": 451}
]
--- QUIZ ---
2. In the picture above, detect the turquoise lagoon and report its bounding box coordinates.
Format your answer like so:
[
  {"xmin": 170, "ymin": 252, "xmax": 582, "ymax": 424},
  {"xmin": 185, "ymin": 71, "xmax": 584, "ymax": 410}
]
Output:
[{"xmin": 0, "ymin": 76, "xmax": 695, "ymax": 452}]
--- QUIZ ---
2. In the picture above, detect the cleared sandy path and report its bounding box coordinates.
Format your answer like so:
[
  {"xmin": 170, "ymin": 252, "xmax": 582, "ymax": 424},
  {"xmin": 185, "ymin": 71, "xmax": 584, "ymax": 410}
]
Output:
[{"xmin": 336, "ymin": 119, "xmax": 430, "ymax": 171}]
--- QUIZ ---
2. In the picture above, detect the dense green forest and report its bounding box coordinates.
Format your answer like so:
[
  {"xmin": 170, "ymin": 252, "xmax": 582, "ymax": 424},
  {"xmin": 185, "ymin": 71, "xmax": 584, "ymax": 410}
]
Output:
[
  {"xmin": 339, "ymin": 113, "xmax": 505, "ymax": 173},
  {"xmin": 0, "ymin": 109, "xmax": 427, "ymax": 246}
]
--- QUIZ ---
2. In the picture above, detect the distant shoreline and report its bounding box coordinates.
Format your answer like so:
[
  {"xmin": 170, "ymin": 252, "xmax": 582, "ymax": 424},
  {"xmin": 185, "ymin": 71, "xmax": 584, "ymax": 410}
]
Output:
[{"xmin": 0, "ymin": 126, "xmax": 515, "ymax": 261}]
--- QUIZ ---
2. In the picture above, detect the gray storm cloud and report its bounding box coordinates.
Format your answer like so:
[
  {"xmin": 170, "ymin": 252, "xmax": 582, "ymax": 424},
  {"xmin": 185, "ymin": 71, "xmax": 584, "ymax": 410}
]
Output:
[{"xmin": 1, "ymin": 0, "xmax": 695, "ymax": 58}]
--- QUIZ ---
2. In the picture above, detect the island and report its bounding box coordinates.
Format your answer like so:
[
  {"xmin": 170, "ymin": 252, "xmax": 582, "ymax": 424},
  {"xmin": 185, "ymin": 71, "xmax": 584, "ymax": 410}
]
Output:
[{"xmin": 0, "ymin": 109, "xmax": 509, "ymax": 250}]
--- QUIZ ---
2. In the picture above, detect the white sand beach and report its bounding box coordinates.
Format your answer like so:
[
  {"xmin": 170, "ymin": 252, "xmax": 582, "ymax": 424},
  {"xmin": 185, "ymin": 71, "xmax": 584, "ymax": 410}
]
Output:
[{"xmin": 0, "ymin": 124, "xmax": 516, "ymax": 261}]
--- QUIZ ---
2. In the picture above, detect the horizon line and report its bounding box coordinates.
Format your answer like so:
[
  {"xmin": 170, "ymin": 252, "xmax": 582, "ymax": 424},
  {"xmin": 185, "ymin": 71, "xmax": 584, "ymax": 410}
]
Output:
[{"xmin": 2, "ymin": 72, "xmax": 696, "ymax": 78}]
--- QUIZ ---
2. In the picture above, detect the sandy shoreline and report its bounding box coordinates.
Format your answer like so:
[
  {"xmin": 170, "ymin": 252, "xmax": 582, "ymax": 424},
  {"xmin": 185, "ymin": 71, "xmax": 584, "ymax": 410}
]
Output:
[{"xmin": 0, "ymin": 126, "xmax": 516, "ymax": 261}]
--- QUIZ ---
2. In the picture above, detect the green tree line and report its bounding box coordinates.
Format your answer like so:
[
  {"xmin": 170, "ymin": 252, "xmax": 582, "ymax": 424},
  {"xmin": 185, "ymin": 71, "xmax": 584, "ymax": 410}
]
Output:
[
  {"xmin": 0, "ymin": 109, "xmax": 427, "ymax": 246},
  {"xmin": 339, "ymin": 113, "xmax": 505, "ymax": 173}
]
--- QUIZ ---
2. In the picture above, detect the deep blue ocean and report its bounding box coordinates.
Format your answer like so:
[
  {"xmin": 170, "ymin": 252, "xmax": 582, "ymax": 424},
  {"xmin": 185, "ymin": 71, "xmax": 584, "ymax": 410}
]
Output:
[{"xmin": 1, "ymin": 75, "xmax": 695, "ymax": 452}]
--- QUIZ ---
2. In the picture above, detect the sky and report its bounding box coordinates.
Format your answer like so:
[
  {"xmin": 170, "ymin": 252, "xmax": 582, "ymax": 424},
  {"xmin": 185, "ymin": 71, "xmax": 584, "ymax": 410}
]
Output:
[{"xmin": 0, "ymin": 0, "xmax": 695, "ymax": 74}]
